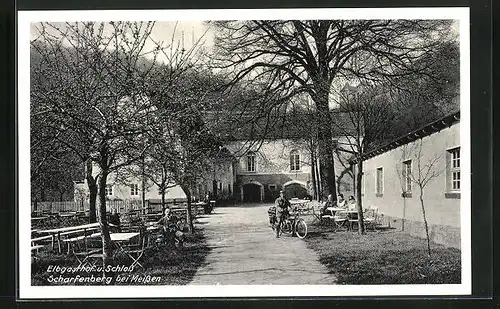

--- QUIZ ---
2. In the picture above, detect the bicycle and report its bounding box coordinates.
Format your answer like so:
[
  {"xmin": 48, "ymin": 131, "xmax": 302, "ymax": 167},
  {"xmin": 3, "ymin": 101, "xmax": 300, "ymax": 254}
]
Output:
[{"xmin": 268, "ymin": 206, "xmax": 308, "ymax": 239}]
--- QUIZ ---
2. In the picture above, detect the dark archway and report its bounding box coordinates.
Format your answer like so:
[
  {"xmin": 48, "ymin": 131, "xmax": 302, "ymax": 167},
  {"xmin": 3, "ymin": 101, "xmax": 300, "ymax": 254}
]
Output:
[
  {"xmin": 243, "ymin": 183, "xmax": 261, "ymax": 202},
  {"xmin": 283, "ymin": 183, "xmax": 308, "ymax": 200}
]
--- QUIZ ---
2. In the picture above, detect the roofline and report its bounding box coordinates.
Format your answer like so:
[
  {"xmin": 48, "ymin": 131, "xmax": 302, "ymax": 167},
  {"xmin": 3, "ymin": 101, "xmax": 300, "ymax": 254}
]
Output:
[{"xmin": 350, "ymin": 111, "xmax": 460, "ymax": 164}]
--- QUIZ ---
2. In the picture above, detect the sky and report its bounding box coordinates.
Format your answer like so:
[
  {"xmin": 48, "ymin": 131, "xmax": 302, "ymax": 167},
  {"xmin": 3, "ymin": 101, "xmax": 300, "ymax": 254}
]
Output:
[{"xmin": 30, "ymin": 21, "xmax": 215, "ymax": 64}]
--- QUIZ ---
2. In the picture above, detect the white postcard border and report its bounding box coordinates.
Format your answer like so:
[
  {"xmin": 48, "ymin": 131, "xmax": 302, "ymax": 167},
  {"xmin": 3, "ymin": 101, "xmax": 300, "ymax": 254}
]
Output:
[{"xmin": 18, "ymin": 7, "xmax": 471, "ymax": 299}]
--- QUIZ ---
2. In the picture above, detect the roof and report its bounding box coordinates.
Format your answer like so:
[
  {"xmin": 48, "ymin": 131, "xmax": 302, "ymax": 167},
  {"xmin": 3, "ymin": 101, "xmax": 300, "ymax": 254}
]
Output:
[
  {"xmin": 350, "ymin": 111, "xmax": 460, "ymax": 164},
  {"xmin": 205, "ymin": 109, "xmax": 356, "ymax": 141}
]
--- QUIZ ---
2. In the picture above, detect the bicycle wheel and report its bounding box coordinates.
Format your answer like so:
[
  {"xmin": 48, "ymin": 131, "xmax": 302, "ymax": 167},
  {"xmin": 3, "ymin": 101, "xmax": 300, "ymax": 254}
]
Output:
[{"xmin": 295, "ymin": 219, "xmax": 308, "ymax": 239}]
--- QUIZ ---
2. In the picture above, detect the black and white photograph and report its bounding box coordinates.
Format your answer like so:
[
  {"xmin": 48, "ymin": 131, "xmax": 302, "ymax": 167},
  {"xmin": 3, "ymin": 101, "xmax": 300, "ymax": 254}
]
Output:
[{"xmin": 18, "ymin": 8, "xmax": 471, "ymax": 298}]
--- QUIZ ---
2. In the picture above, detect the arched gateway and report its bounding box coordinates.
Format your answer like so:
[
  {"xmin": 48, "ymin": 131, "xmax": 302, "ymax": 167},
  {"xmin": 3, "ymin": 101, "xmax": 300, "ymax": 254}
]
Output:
[
  {"xmin": 282, "ymin": 180, "xmax": 308, "ymax": 199},
  {"xmin": 240, "ymin": 181, "xmax": 264, "ymax": 202}
]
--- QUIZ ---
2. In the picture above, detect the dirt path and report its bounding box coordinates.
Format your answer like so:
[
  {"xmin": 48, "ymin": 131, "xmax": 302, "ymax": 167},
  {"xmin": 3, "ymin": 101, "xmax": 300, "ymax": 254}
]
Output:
[{"xmin": 189, "ymin": 203, "xmax": 336, "ymax": 285}]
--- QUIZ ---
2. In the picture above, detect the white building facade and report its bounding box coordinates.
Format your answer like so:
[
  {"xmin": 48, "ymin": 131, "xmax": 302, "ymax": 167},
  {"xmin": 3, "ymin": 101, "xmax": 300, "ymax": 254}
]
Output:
[{"xmin": 356, "ymin": 112, "xmax": 461, "ymax": 248}]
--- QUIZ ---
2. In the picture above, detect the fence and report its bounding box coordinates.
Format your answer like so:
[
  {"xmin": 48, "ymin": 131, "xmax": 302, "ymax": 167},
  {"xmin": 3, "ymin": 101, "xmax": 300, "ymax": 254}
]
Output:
[
  {"xmin": 32, "ymin": 201, "xmax": 86, "ymax": 214},
  {"xmin": 31, "ymin": 200, "xmax": 180, "ymax": 215}
]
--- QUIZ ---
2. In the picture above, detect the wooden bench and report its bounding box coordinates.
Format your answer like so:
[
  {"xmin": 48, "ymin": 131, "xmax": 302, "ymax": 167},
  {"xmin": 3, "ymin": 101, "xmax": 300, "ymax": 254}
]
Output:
[{"xmin": 38, "ymin": 223, "xmax": 116, "ymax": 253}]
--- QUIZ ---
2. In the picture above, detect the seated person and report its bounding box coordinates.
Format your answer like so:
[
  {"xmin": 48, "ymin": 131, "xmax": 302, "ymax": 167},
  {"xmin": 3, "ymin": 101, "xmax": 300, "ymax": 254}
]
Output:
[
  {"xmin": 109, "ymin": 209, "xmax": 121, "ymax": 232},
  {"xmin": 347, "ymin": 195, "xmax": 357, "ymax": 211},
  {"xmin": 320, "ymin": 194, "xmax": 336, "ymax": 216},
  {"xmin": 336, "ymin": 194, "xmax": 347, "ymax": 209},
  {"xmin": 156, "ymin": 208, "xmax": 185, "ymax": 246}
]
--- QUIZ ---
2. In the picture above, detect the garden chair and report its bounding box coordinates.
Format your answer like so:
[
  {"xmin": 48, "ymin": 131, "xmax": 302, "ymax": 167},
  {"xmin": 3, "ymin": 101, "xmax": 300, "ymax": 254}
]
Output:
[
  {"xmin": 74, "ymin": 235, "xmax": 104, "ymax": 267},
  {"xmin": 363, "ymin": 207, "xmax": 379, "ymax": 231},
  {"xmin": 319, "ymin": 202, "xmax": 334, "ymax": 223},
  {"xmin": 123, "ymin": 229, "xmax": 147, "ymax": 269},
  {"xmin": 332, "ymin": 212, "xmax": 348, "ymax": 232}
]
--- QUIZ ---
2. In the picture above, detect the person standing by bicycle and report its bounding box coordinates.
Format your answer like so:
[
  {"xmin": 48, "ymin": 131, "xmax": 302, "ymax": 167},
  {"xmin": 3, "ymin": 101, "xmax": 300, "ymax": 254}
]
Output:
[{"xmin": 275, "ymin": 190, "xmax": 291, "ymax": 238}]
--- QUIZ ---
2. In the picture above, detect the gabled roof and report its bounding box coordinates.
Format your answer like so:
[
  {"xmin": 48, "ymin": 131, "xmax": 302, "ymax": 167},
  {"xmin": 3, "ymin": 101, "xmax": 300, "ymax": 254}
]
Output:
[{"xmin": 350, "ymin": 111, "xmax": 460, "ymax": 164}]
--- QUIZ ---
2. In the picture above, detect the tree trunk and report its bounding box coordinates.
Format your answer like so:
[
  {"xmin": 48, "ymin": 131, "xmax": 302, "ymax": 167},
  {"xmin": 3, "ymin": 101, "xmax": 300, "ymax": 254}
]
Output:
[
  {"xmin": 402, "ymin": 195, "xmax": 406, "ymax": 231},
  {"xmin": 315, "ymin": 155, "xmax": 322, "ymax": 201},
  {"xmin": 97, "ymin": 169, "xmax": 113, "ymax": 266},
  {"xmin": 355, "ymin": 161, "xmax": 366, "ymax": 234},
  {"xmin": 310, "ymin": 150, "xmax": 318, "ymax": 200},
  {"xmin": 316, "ymin": 101, "xmax": 337, "ymax": 199},
  {"xmin": 141, "ymin": 157, "xmax": 146, "ymax": 215},
  {"xmin": 181, "ymin": 185, "xmax": 195, "ymax": 233},
  {"xmin": 86, "ymin": 159, "xmax": 98, "ymax": 223},
  {"xmin": 160, "ymin": 187, "xmax": 166, "ymax": 213},
  {"xmin": 419, "ymin": 188, "xmax": 432, "ymax": 257}
]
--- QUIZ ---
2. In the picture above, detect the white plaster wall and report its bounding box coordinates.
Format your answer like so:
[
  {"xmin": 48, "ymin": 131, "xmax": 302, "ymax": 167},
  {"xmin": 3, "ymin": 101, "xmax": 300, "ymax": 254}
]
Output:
[
  {"xmin": 227, "ymin": 139, "xmax": 312, "ymax": 176},
  {"xmin": 362, "ymin": 123, "xmax": 461, "ymax": 228}
]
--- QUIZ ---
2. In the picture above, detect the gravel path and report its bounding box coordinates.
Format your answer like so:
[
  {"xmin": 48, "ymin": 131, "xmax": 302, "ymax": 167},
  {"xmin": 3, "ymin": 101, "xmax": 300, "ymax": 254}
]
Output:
[{"xmin": 189, "ymin": 203, "xmax": 337, "ymax": 285}]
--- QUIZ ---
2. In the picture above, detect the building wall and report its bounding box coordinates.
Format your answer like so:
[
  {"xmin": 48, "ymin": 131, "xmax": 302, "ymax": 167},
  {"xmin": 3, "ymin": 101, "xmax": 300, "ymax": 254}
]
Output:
[
  {"xmin": 74, "ymin": 162, "xmax": 189, "ymax": 203},
  {"xmin": 74, "ymin": 138, "xmax": 354, "ymax": 204},
  {"xmin": 227, "ymin": 139, "xmax": 310, "ymax": 201},
  {"xmin": 192, "ymin": 158, "xmax": 235, "ymax": 201},
  {"xmin": 74, "ymin": 169, "xmax": 188, "ymax": 203},
  {"xmin": 74, "ymin": 158, "xmax": 235, "ymax": 204},
  {"xmin": 360, "ymin": 123, "xmax": 461, "ymax": 248},
  {"xmin": 228, "ymin": 138, "xmax": 354, "ymax": 201}
]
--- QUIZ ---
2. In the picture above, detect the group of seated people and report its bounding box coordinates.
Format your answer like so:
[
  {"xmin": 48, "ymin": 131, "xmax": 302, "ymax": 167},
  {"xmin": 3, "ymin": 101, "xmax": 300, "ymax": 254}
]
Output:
[{"xmin": 320, "ymin": 193, "xmax": 358, "ymax": 216}]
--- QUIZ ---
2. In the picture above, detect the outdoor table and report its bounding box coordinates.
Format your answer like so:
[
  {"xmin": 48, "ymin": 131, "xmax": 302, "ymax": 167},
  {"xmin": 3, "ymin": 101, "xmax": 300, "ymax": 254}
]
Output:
[
  {"xmin": 326, "ymin": 207, "xmax": 345, "ymax": 215},
  {"xmin": 38, "ymin": 222, "xmax": 115, "ymax": 253}
]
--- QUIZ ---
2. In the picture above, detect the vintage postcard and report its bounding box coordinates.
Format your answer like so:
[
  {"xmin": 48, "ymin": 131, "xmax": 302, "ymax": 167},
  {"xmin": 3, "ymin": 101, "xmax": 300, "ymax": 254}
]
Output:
[{"xmin": 18, "ymin": 7, "xmax": 471, "ymax": 298}]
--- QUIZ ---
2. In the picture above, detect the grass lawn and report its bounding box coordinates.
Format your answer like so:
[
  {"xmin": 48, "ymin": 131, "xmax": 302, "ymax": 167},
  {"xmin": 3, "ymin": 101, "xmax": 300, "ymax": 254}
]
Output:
[
  {"xmin": 32, "ymin": 228, "xmax": 211, "ymax": 286},
  {"xmin": 304, "ymin": 224, "xmax": 461, "ymax": 284}
]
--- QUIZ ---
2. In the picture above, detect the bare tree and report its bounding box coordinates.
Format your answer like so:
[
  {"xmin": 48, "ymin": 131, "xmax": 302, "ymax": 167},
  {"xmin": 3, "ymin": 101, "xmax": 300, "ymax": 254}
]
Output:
[
  {"xmin": 335, "ymin": 82, "xmax": 397, "ymax": 234},
  {"xmin": 406, "ymin": 139, "xmax": 446, "ymax": 257},
  {"xmin": 167, "ymin": 112, "xmax": 222, "ymax": 233},
  {"xmin": 30, "ymin": 21, "xmax": 197, "ymax": 264},
  {"xmin": 211, "ymin": 20, "xmax": 453, "ymax": 199}
]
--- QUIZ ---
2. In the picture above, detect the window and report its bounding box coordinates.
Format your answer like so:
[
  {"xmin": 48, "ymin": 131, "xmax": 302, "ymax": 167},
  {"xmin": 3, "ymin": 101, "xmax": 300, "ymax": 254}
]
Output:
[
  {"xmin": 228, "ymin": 183, "xmax": 231, "ymax": 195},
  {"xmin": 247, "ymin": 152, "xmax": 256, "ymax": 172},
  {"xmin": 447, "ymin": 147, "xmax": 460, "ymax": 192},
  {"xmin": 105, "ymin": 185, "xmax": 113, "ymax": 196},
  {"xmin": 376, "ymin": 167, "xmax": 383, "ymax": 196},
  {"xmin": 402, "ymin": 160, "xmax": 412, "ymax": 194},
  {"xmin": 290, "ymin": 150, "xmax": 300, "ymax": 171},
  {"xmin": 130, "ymin": 184, "xmax": 139, "ymax": 196},
  {"xmin": 219, "ymin": 182, "xmax": 223, "ymax": 192}
]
